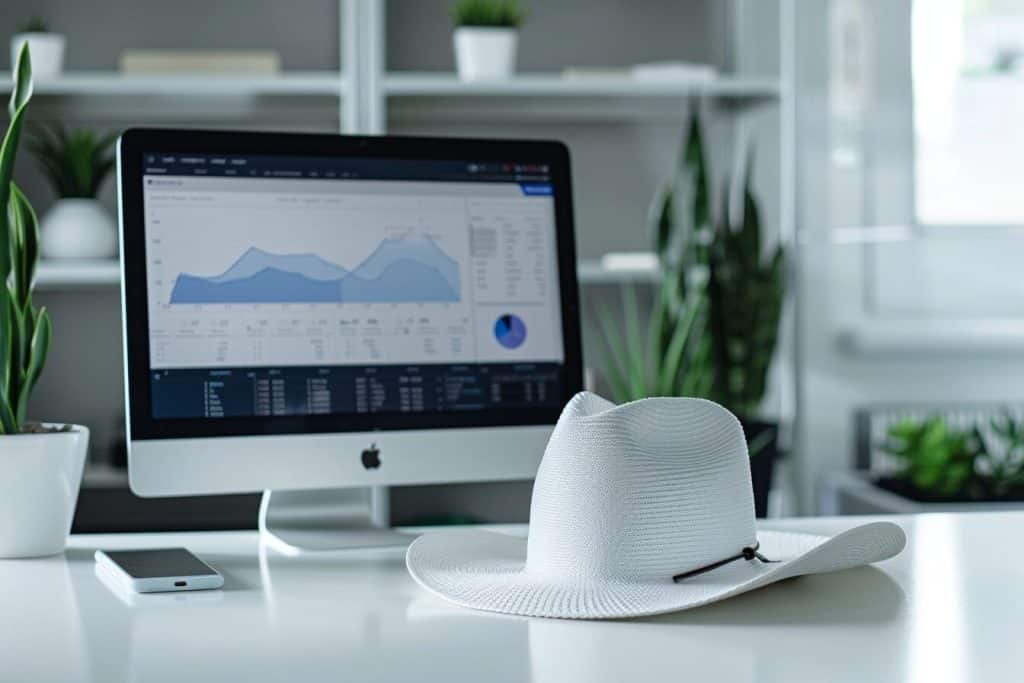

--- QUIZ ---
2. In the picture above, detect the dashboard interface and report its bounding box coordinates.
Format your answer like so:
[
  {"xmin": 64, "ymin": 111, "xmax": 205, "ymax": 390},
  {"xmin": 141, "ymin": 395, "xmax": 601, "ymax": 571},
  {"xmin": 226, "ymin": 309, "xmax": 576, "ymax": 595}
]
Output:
[{"xmin": 140, "ymin": 152, "xmax": 568, "ymax": 421}]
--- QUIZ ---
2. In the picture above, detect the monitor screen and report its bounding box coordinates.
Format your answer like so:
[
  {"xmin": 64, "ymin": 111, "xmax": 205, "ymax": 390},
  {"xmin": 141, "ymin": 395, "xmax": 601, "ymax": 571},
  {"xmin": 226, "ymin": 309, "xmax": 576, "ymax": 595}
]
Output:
[{"xmin": 136, "ymin": 150, "xmax": 571, "ymax": 428}]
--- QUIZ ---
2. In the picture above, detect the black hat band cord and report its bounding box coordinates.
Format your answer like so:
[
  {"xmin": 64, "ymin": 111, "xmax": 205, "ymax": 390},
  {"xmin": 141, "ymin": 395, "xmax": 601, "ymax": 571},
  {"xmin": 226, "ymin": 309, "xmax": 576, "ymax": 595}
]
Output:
[{"xmin": 672, "ymin": 541, "xmax": 779, "ymax": 583}]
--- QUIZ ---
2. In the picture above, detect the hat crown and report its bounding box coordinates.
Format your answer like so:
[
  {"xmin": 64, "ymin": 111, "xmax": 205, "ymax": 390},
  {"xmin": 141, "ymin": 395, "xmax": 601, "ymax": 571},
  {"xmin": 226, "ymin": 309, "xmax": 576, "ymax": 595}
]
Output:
[{"xmin": 525, "ymin": 392, "xmax": 756, "ymax": 583}]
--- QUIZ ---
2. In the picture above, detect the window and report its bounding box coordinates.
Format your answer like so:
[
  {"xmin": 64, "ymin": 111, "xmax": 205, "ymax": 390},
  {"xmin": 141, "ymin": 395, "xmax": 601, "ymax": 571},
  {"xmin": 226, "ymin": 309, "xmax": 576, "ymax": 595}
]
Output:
[{"xmin": 913, "ymin": 0, "xmax": 1024, "ymax": 226}]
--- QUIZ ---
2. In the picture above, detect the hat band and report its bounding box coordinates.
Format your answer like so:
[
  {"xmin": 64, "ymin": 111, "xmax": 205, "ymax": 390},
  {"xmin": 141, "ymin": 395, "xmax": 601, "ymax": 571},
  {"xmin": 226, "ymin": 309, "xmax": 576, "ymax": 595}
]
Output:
[{"xmin": 672, "ymin": 541, "xmax": 778, "ymax": 582}]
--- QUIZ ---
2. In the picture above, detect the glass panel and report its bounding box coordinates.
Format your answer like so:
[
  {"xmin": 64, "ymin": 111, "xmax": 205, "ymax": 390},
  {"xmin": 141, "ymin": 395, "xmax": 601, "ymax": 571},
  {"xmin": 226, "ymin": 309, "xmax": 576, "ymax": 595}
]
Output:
[{"xmin": 913, "ymin": 0, "xmax": 1024, "ymax": 225}]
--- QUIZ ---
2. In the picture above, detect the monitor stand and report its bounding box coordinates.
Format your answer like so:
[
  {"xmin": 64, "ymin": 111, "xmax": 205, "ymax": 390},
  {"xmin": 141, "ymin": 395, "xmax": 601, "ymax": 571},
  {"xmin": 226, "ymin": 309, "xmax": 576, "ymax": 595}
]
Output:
[{"xmin": 258, "ymin": 487, "xmax": 413, "ymax": 552}]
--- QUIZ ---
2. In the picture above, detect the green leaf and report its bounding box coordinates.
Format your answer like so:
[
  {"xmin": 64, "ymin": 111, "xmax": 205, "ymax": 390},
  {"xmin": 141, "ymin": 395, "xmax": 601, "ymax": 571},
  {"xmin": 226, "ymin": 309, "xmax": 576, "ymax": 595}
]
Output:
[
  {"xmin": 748, "ymin": 427, "xmax": 775, "ymax": 458},
  {"xmin": 681, "ymin": 332, "xmax": 713, "ymax": 397},
  {"xmin": 596, "ymin": 300, "xmax": 637, "ymax": 402},
  {"xmin": 16, "ymin": 307, "xmax": 50, "ymax": 425},
  {"xmin": 11, "ymin": 184, "xmax": 39, "ymax": 296},
  {"xmin": 620, "ymin": 284, "xmax": 647, "ymax": 399},
  {"xmin": 9, "ymin": 43, "xmax": 33, "ymax": 118},
  {"xmin": 8, "ymin": 295, "xmax": 25, "ymax": 398},
  {"xmin": 1, "ymin": 46, "xmax": 34, "ymax": 286},
  {"xmin": 0, "ymin": 294, "xmax": 13, "ymax": 432},
  {"xmin": 652, "ymin": 184, "xmax": 673, "ymax": 261},
  {"xmin": 0, "ymin": 396, "xmax": 16, "ymax": 434},
  {"xmin": 740, "ymin": 184, "xmax": 762, "ymax": 269},
  {"xmin": 682, "ymin": 104, "xmax": 709, "ymax": 232},
  {"xmin": 656, "ymin": 292, "xmax": 704, "ymax": 395},
  {"xmin": 9, "ymin": 184, "xmax": 38, "ymax": 305}
]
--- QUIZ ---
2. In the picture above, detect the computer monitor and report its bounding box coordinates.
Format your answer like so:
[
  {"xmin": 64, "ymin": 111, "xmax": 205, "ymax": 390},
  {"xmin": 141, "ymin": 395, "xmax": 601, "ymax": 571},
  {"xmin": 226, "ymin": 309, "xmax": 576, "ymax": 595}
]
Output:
[{"xmin": 118, "ymin": 129, "xmax": 582, "ymax": 549}]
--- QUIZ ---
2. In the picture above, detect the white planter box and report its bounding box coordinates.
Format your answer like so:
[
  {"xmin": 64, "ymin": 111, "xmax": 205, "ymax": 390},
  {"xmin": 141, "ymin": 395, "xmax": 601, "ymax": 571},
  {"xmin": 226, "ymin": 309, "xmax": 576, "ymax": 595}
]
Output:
[
  {"xmin": 10, "ymin": 33, "xmax": 66, "ymax": 78},
  {"xmin": 819, "ymin": 470, "xmax": 1024, "ymax": 515},
  {"xmin": 0, "ymin": 426, "xmax": 89, "ymax": 558},
  {"xmin": 453, "ymin": 27, "xmax": 518, "ymax": 81}
]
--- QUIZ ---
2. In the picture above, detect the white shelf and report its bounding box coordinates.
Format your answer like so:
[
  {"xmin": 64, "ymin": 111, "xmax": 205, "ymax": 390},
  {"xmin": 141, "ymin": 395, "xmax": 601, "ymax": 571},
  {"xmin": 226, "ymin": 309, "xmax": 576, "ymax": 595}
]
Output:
[
  {"xmin": 0, "ymin": 70, "xmax": 776, "ymax": 100},
  {"xmin": 0, "ymin": 71, "xmax": 345, "ymax": 97},
  {"xmin": 384, "ymin": 72, "xmax": 781, "ymax": 99},
  {"xmin": 32, "ymin": 257, "xmax": 659, "ymax": 289},
  {"xmin": 837, "ymin": 317, "xmax": 1024, "ymax": 354},
  {"xmin": 577, "ymin": 258, "xmax": 660, "ymax": 284},
  {"xmin": 35, "ymin": 260, "xmax": 121, "ymax": 289}
]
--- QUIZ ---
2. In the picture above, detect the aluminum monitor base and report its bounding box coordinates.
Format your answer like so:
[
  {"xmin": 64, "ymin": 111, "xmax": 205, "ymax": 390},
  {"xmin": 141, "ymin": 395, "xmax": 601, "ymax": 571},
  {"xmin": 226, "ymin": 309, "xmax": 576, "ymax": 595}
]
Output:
[{"xmin": 258, "ymin": 487, "xmax": 413, "ymax": 552}]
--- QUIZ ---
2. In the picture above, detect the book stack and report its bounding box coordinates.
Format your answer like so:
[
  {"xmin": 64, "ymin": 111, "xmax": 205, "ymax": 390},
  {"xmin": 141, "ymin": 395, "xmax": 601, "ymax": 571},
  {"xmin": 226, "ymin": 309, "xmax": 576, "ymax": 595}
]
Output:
[{"xmin": 119, "ymin": 50, "xmax": 281, "ymax": 74}]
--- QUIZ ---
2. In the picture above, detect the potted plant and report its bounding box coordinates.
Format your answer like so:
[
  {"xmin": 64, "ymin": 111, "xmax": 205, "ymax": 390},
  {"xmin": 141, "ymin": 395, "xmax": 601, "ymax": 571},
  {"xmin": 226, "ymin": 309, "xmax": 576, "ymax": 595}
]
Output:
[
  {"xmin": 598, "ymin": 107, "xmax": 787, "ymax": 517},
  {"xmin": 452, "ymin": 0, "xmax": 525, "ymax": 81},
  {"xmin": 28, "ymin": 124, "xmax": 119, "ymax": 260},
  {"xmin": 10, "ymin": 17, "xmax": 65, "ymax": 79},
  {"xmin": 823, "ymin": 408, "xmax": 1024, "ymax": 514},
  {"xmin": 596, "ymin": 119, "xmax": 713, "ymax": 406},
  {"xmin": 704, "ymin": 146, "xmax": 786, "ymax": 517},
  {"xmin": 0, "ymin": 45, "xmax": 89, "ymax": 559}
]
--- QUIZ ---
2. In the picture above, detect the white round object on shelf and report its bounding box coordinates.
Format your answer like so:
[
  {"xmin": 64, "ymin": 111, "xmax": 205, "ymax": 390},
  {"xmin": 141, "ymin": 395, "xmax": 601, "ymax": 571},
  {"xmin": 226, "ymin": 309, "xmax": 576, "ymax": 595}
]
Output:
[
  {"xmin": 40, "ymin": 199, "xmax": 118, "ymax": 260},
  {"xmin": 453, "ymin": 27, "xmax": 518, "ymax": 81},
  {"xmin": 10, "ymin": 33, "xmax": 66, "ymax": 78}
]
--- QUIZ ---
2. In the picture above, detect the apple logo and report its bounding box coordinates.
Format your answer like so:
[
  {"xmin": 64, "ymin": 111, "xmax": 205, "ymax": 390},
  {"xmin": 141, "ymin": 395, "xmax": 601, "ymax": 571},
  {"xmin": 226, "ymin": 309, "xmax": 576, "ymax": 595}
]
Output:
[{"xmin": 361, "ymin": 443, "xmax": 381, "ymax": 470}]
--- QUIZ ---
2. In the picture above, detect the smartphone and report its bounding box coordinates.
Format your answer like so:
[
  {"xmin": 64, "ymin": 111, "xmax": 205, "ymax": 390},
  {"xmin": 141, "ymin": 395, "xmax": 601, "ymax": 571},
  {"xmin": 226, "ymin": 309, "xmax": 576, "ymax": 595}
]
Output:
[{"xmin": 95, "ymin": 548, "xmax": 224, "ymax": 593}]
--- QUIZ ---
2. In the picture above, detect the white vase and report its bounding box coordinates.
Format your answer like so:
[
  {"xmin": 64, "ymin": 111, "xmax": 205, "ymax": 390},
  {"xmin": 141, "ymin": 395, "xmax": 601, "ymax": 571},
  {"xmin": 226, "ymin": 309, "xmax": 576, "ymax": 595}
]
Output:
[
  {"xmin": 40, "ymin": 198, "xmax": 118, "ymax": 260},
  {"xmin": 0, "ymin": 426, "xmax": 89, "ymax": 558},
  {"xmin": 10, "ymin": 33, "xmax": 66, "ymax": 78},
  {"xmin": 453, "ymin": 27, "xmax": 518, "ymax": 81}
]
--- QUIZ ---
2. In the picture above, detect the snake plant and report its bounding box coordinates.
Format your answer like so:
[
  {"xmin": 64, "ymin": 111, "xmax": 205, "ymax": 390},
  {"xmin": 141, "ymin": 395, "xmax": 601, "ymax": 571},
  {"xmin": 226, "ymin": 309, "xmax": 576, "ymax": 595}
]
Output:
[
  {"xmin": 597, "ymin": 107, "xmax": 713, "ymax": 401},
  {"xmin": 598, "ymin": 105, "xmax": 785, "ymax": 426},
  {"xmin": 0, "ymin": 44, "xmax": 51, "ymax": 434},
  {"xmin": 706, "ymin": 150, "xmax": 785, "ymax": 419}
]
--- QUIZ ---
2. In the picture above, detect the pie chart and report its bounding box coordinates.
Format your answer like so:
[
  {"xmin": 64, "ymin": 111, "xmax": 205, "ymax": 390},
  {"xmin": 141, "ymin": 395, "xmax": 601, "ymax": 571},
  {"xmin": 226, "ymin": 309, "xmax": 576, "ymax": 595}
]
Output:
[{"xmin": 494, "ymin": 314, "xmax": 527, "ymax": 349}]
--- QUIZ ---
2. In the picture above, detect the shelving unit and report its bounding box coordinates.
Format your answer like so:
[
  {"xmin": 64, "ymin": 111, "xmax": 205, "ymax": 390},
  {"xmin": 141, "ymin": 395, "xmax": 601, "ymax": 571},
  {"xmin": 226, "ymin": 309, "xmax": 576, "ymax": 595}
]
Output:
[
  {"xmin": 33, "ymin": 257, "xmax": 660, "ymax": 287},
  {"xmin": 10, "ymin": 0, "xmax": 794, "ymax": 314},
  {"xmin": 382, "ymin": 72, "xmax": 781, "ymax": 122},
  {"xmin": 9, "ymin": 0, "xmax": 796, "ymax": 519},
  {"xmin": 0, "ymin": 71, "xmax": 346, "ymax": 97},
  {"xmin": 35, "ymin": 260, "xmax": 122, "ymax": 289},
  {"xmin": 384, "ymin": 71, "xmax": 781, "ymax": 98},
  {"xmin": 3, "ymin": 0, "xmax": 791, "ymax": 273}
]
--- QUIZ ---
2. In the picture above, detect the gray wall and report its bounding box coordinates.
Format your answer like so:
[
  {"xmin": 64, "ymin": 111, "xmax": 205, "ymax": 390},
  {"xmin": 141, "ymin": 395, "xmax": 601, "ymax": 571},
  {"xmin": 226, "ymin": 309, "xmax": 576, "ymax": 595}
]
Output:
[
  {"xmin": 386, "ymin": 0, "xmax": 727, "ymax": 72},
  {"xmin": 2, "ymin": 1, "xmax": 340, "ymax": 70}
]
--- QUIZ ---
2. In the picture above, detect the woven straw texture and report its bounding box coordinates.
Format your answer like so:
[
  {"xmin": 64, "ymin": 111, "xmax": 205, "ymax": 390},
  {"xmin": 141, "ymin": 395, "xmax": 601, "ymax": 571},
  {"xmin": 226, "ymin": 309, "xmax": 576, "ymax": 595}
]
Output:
[{"xmin": 406, "ymin": 392, "xmax": 906, "ymax": 619}]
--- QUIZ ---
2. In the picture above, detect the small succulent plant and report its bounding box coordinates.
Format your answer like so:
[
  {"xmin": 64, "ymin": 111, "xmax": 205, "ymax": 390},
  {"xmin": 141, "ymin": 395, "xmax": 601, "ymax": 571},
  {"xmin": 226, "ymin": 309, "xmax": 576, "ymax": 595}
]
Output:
[
  {"xmin": 18, "ymin": 17, "xmax": 49, "ymax": 34},
  {"xmin": 452, "ymin": 0, "xmax": 526, "ymax": 28},
  {"xmin": 881, "ymin": 411, "xmax": 1024, "ymax": 500},
  {"xmin": 28, "ymin": 124, "xmax": 118, "ymax": 199}
]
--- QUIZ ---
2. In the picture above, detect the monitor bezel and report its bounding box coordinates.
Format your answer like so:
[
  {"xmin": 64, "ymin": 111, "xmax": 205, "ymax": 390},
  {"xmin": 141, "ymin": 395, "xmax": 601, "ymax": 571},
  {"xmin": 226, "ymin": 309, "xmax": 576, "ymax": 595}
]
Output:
[{"xmin": 119, "ymin": 128, "xmax": 583, "ymax": 441}]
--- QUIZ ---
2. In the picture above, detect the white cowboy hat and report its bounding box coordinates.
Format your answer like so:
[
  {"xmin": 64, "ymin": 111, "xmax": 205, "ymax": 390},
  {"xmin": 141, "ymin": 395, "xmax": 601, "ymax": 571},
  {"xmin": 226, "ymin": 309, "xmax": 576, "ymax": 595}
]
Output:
[{"xmin": 406, "ymin": 392, "xmax": 906, "ymax": 620}]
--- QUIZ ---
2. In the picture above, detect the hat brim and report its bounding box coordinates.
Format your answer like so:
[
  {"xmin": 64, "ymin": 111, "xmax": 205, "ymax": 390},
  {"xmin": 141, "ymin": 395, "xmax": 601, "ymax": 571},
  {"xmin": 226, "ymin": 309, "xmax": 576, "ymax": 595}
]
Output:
[{"xmin": 406, "ymin": 522, "xmax": 906, "ymax": 620}]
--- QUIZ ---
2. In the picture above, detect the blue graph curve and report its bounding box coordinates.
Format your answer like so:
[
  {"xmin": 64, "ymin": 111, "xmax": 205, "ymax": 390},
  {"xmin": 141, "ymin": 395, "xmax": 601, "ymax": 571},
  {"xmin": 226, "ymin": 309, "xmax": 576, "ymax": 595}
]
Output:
[{"xmin": 170, "ymin": 235, "xmax": 461, "ymax": 304}]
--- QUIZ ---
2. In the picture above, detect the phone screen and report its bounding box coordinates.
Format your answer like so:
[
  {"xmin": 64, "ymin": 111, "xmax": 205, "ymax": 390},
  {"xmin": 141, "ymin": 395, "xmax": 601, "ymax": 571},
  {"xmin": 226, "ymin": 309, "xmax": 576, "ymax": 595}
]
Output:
[{"xmin": 102, "ymin": 548, "xmax": 217, "ymax": 578}]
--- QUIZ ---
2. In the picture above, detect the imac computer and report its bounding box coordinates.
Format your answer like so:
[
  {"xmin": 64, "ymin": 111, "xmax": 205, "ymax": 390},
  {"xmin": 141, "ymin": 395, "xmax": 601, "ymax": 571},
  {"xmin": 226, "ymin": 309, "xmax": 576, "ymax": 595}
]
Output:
[{"xmin": 118, "ymin": 129, "xmax": 582, "ymax": 550}]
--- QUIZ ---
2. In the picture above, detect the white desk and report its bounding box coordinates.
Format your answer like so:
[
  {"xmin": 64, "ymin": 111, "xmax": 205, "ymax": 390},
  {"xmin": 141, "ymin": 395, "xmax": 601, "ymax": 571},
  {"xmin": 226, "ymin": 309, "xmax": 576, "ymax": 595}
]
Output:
[{"xmin": 1, "ymin": 512, "xmax": 1019, "ymax": 682}]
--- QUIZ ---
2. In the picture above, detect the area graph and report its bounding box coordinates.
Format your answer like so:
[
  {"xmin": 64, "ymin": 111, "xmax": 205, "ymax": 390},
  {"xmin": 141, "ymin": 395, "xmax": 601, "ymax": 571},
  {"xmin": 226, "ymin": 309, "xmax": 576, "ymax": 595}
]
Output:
[{"xmin": 169, "ymin": 235, "xmax": 461, "ymax": 305}]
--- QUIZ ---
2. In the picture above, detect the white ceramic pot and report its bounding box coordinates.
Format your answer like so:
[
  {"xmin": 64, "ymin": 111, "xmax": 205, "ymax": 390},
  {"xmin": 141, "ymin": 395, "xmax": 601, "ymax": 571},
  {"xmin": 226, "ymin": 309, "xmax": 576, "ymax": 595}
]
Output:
[
  {"xmin": 0, "ymin": 426, "xmax": 89, "ymax": 558},
  {"xmin": 10, "ymin": 33, "xmax": 66, "ymax": 78},
  {"xmin": 453, "ymin": 27, "xmax": 518, "ymax": 81},
  {"xmin": 40, "ymin": 198, "xmax": 118, "ymax": 260}
]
